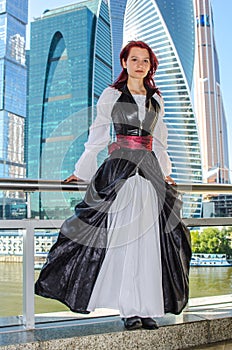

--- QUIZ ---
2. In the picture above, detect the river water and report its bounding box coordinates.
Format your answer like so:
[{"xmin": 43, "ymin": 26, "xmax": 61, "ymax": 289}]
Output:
[{"xmin": 0, "ymin": 262, "xmax": 232, "ymax": 317}]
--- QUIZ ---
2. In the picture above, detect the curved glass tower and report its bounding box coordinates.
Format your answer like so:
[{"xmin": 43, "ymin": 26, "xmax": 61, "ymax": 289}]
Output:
[
  {"xmin": 28, "ymin": 0, "xmax": 112, "ymax": 218},
  {"xmin": 123, "ymin": 0, "xmax": 203, "ymax": 217}
]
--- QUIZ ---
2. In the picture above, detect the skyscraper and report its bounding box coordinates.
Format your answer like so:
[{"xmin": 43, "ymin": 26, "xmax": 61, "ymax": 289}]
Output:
[
  {"xmin": 109, "ymin": 1, "xmax": 127, "ymax": 80},
  {"xmin": 194, "ymin": 0, "xmax": 229, "ymax": 184},
  {"xmin": 122, "ymin": 0, "xmax": 203, "ymax": 217},
  {"xmin": 27, "ymin": 0, "xmax": 112, "ymax": 218},
  {"xmin": 0, "ymin": 0, "xmax": 28, "ymax": 218}
]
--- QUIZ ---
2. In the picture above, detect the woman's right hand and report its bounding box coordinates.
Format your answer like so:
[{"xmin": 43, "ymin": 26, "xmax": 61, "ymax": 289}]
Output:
[{"xmin": 64, "ymin": 174, "xmax": 82, "ymax": 183}]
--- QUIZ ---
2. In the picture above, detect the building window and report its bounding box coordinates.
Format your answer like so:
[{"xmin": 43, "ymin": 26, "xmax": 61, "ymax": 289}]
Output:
[{"xmin": 197, "ymin": 15, "xmax": 210, "ymax": 27}]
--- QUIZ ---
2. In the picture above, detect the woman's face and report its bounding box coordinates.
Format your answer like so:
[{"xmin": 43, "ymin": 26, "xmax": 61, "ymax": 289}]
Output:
[{"xmin": 122, "ymin": 47, "xmax": 151, "ymax": 80}]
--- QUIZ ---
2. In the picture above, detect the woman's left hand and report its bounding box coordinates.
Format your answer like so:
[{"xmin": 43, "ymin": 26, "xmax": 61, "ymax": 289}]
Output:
[{"xmin": 165, "ymin": 175, "xmax": 177, "ymax": 186}]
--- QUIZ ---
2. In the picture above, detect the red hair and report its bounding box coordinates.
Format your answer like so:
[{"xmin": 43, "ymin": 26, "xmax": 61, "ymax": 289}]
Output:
[{"xmin": 111, "ymin": 41, "xmax": 160, "ymax": 94}]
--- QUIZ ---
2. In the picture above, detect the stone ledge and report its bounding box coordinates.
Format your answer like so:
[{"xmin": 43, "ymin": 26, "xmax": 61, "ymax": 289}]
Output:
[{"xmin": 0, "ymin": 303, "xmax": 232, "ymax": 350}]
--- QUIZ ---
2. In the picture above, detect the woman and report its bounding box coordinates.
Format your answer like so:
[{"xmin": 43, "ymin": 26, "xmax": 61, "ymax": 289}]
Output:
[{"xmin": 35, "ymin": 41, "xmax": 191, "ymax": 331}]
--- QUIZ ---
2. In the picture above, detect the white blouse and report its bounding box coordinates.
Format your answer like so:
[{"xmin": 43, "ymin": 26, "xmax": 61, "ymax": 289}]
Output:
[{"xmin": 74, "ymin": 87, "xmax": 172, "ymax": 181}]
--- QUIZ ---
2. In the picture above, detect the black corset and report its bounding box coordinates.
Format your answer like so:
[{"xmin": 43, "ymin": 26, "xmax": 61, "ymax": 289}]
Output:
[{"xmin": 111, "ymin": 84, "xmax": 160, "ymax": 136}]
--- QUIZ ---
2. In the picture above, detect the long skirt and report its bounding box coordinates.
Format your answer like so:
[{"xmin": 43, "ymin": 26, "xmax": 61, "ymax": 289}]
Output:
[{"xmin": 35, "ymin": 148, "xmax": 192, "ymax": 317}]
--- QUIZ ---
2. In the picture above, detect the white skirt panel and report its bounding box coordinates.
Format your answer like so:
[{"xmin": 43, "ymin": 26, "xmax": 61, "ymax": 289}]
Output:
[{"xmin": 87, "ymin": 173, "xmax": 164, "ymax": 318}]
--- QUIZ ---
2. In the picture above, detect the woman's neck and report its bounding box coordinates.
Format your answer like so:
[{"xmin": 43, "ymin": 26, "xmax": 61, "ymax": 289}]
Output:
[{"xmin": 127, "ymin": 79, "xmax": 146, "ymax": 95}]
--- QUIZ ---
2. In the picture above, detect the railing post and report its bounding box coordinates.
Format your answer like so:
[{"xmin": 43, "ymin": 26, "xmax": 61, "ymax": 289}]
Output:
[
  {"xmin": 23, "ymin": 221, "xmax": 35, "ymax": 329},
  {"xmin": 26, "ymin": 192, "xmax": 32, "ymax": 219}
]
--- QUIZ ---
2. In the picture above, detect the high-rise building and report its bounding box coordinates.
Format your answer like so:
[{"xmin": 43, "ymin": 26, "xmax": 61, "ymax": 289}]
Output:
[
  {"xmin": 0, "ymin": 0, "xmax": 28, "ymax": 218},
  {"xmin": 27, "ymin": 0, "xmax": 112, "ymax": 218},
  {"xmin": 122, "ymin": 0, "xmax": 203, "ymax": 217},
  {"xmin": 194, "ymin": 0, "xmax": 229, "ymax": 184},
  {"xmin": 109, "ymin": 1, "xmax": 127, "ymax": 80}
]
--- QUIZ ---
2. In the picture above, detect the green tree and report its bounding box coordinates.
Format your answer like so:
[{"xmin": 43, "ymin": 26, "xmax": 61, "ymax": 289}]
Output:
[
  {"xmin": 190, "ymin": 230, "xmax": 200, "ymax": 253},
  {"xmin": 190, "ymin": 227, "xmax": 232, "ymax": 254}
]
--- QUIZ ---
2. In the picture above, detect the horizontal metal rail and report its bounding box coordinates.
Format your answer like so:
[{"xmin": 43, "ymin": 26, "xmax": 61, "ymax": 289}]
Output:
[
  {"xmin": 0, "ymin": 178, "xmax": 232, "ymax": 193},
  {"xmin": 0, "ymin": 178, "xmax": 88, "ymax": 192},
  {"xmin": 184, "ymin": 217, "xmax": 232, "ymax": 227}
]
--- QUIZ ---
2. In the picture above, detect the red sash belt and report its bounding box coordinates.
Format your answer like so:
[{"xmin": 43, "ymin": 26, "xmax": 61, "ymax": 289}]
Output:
[{"xmin": 108, "ymin": 134, "xmax": 153, "ymax": 154}]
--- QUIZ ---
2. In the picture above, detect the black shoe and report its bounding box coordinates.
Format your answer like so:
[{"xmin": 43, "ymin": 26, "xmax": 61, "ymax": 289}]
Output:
[
  {"xmin": 122, "ymin": 316, "xmax": 142, "ymax": 330},
  {"xmin": 141, "ymin": 317, "xmax": 159, "ymax": 330}
]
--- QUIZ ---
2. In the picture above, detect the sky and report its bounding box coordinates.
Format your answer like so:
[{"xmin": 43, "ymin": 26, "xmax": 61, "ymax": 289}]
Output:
[{"xmin": 28, "ymin": 0, "xmax": 232, "ymax": 175}]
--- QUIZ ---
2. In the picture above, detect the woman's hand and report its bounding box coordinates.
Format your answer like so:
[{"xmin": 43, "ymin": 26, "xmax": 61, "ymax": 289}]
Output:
[
  {"xmin": 165, "ymin": 175, "xmax": 177, "ymax": 186},
  {"xmin": 64, "ymin": 174, "xmax": 82, "ymax": 183}
]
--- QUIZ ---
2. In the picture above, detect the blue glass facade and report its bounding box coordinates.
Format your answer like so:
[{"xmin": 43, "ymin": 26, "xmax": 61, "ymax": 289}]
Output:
[
  {"xmin": 155, "ymin": 0, "xmax": 195, "ymax": 88},
  {"xmin": 4, "ymin": 0, "xmax": 28, "ymax": 24},
  {"xmin": 0, "ymin": 0, "xmax": 27, "ymax": 117},
  {"xmin": 109, "ymin": 0, "xmax": 127, "ymax": 80},
  {"xmin": 0, "ymin": 0, "xmax": 27, "ymax": 218},
  {"xmin": 27, "ymin": 0, "xmax": 112, "ymax": 218}
]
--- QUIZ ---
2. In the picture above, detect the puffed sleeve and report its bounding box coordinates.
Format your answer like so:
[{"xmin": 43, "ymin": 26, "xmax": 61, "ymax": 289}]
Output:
[
  {"xmin": 152, "ymin": 95, "xmax": 172, "ymax": 176},
  {"xmin": 73, "ymin": 87, "xmax": 119, "ymax": 182}
]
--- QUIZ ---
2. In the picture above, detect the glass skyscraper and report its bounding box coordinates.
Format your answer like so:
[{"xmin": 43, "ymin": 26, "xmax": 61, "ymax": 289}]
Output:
[
  {"xmin": 109, "ymin": 1, "xmax": 127, "ymax": 80},
  {"xmin": 194, "ymin": 0, "xmax": 229, "ymax": 184},
  {"xmin": 0, "ymin": 0, "xmax": 28, "ymax": 218},
  {"xmin": 122, "ymin": 0, "xmax": 203, "ymax": 217},
  {"xmin": 27, "ymin": 0, "xmax": 112, "ymax": 218}
]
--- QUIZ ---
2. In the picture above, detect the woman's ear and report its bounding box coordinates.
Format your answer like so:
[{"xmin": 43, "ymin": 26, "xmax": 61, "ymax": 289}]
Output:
[{"xmin": 122, "ymin": 59, "xmax": 127, "ymax": 69}]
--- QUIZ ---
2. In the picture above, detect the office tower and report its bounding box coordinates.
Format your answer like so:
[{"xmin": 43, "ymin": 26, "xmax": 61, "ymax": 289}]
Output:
[
  {"xmin": 0, "ymin": 0, "xmax": 28, "ymax": 218},
  {"xmin": 27, "ymin": 0, "xmax": 112, "ymax": 218},
  {"xmin": 194, "ymin": 0, "xmax": 229, "ymax": 184},
  {"xmin": 109, "ymin": 1, "xmax": 127, "ymax": 80},
  {"xmin": 122, "ymin": 0, "xmax": 203, "ymax": 217}
]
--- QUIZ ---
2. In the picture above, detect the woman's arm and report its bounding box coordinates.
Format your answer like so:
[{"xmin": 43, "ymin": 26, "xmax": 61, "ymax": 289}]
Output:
[
  {"xmin": 65, "ymin": 87, "xmax": 120, "ymax": 183},
  {"xmin": 152, "ymin": 96, "xmax": 176, "ymax": 184}
]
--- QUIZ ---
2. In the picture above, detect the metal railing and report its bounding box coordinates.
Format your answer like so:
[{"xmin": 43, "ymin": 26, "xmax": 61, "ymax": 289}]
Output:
[{"xmin": 0, "ymin": 178, "xmax": 232, "ymax": 330}]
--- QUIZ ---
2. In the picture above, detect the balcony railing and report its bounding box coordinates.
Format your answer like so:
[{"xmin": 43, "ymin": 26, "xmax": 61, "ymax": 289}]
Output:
[{"xmin": 0, "ymin": 178, "xmax": 232, "ymax": 330}]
